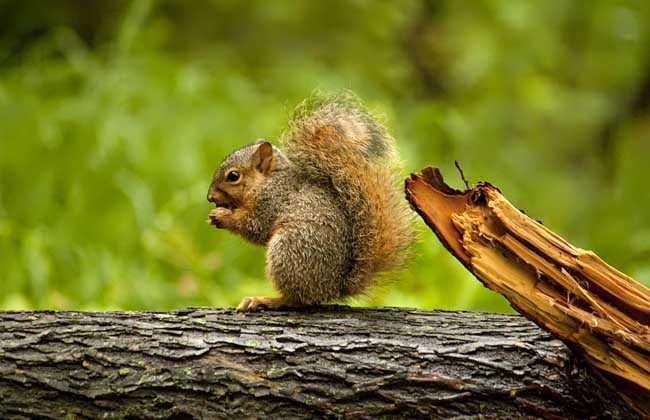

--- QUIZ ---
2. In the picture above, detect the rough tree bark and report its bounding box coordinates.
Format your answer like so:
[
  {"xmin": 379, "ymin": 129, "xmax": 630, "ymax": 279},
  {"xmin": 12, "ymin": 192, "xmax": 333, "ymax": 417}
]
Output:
[{"xmin": 0, "ymin": 307, "xmax": 638, "ymax": 419}]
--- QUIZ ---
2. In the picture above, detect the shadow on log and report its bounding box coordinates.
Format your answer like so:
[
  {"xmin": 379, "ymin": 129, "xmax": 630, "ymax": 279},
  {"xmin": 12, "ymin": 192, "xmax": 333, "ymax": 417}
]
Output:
[{"xmin": 0, "ymin": 307, "xmax": 639, "ymax": 419}]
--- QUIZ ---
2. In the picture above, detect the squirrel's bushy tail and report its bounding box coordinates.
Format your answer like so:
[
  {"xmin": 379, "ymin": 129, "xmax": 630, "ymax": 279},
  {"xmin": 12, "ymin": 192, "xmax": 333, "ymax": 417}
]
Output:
[{"xmin": 281, "ymin": 92, "xmax": 414, "ymax": 297}]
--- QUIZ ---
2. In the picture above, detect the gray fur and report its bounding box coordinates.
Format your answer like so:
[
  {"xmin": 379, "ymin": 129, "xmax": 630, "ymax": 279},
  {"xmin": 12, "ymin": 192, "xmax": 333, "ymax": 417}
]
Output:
[
  {"xmin": 211, "ymin": 144, "xmax": 353, "ymax": 303},
  {"xmin": 267, "ymin": 182, "xmax": 351, "ymax": 304},
  {"xmin": 208, "ymin": 94, "xmax": 413, "ymax": 308}
]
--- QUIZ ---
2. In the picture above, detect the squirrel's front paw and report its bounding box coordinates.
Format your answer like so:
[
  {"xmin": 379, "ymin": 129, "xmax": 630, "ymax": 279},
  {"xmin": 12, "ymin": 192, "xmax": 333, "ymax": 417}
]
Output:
[{"xmin": 207, "ymin": 207, "xmax": 232, "ymax": 228}]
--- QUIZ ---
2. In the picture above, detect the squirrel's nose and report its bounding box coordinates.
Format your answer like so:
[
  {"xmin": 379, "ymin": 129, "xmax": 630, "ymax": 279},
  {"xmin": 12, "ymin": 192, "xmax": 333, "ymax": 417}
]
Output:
[
  {"xmin": 207, "ymin": 189, "xmax": 230, "ymax": 206},
  {"xmin": 207, "ymin": 186, "xmax": 220, "ymax": 203}
]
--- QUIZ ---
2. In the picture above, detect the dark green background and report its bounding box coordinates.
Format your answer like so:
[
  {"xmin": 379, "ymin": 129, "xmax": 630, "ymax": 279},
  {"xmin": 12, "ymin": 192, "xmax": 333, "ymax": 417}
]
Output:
[{"xmin": 1, "ymin": 0, "xmax": 649, "ymax": 311}]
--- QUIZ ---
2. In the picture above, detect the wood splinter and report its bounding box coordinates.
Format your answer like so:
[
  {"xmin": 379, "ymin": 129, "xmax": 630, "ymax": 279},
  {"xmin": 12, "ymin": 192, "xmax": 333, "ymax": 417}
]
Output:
[{"xmin": 405, "ymin": 166, "xmax": 650, "ymax": 418}]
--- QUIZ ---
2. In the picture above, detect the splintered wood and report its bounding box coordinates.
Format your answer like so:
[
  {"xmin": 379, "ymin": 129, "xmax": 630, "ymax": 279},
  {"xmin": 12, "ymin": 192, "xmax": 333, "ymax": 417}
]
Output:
[{"xmin": 405, "ymin": 167, "xmax": 650, "ymax": 418}]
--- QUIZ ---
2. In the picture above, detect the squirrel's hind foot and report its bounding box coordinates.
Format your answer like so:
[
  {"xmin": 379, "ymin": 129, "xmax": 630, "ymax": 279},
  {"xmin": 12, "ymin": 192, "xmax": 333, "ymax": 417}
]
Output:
[{"xmin": 236, "ymin": 296, "xmax": 289, "ymax": 312}]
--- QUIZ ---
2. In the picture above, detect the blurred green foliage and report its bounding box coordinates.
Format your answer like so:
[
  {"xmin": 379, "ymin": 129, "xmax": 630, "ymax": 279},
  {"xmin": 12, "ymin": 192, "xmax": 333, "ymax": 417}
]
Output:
[{"xmin": 1, "ymin": 0, "xmax": 649, "ymax": 311}]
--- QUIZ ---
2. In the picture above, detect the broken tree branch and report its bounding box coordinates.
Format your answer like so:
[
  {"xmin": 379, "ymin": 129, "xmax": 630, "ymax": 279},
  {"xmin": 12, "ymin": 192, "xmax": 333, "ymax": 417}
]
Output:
[{"xmin": 405, "ymin": 166, "xmax": 650, "ymax": 418}]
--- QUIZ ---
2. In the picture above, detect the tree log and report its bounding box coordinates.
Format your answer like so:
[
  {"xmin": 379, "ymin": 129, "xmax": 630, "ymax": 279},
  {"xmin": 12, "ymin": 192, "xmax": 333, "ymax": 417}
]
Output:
[{"xmin": 0, "ymin": 307, "xmax": 638, "ymax": 419}]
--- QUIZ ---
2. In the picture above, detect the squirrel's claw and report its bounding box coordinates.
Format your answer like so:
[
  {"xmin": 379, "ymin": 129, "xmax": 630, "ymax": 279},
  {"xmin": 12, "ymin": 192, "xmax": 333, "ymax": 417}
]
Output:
[{"xmin": 236, "ymin": 296, "xmax": 287, "ymax": 312}]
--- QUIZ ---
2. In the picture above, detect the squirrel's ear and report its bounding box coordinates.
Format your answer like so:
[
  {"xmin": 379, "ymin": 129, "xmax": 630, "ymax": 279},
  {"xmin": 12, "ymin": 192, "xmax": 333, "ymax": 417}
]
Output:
[{"xmin": 253, "ymin": 141, "xmax": 275, "ymax": 174}]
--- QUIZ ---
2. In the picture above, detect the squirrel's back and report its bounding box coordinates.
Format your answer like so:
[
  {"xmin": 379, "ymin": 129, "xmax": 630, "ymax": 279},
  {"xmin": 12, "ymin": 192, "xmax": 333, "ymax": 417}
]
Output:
[{"xmin": 281, "ymin": 93, "xmax": 413, "ymax": 296}]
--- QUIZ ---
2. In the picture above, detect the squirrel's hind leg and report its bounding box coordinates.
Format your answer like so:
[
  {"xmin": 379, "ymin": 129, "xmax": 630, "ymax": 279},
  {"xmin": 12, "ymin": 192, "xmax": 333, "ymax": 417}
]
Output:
[{"xmin": 265, "ymin": 224, "xmax": 349, "ymax": 307}]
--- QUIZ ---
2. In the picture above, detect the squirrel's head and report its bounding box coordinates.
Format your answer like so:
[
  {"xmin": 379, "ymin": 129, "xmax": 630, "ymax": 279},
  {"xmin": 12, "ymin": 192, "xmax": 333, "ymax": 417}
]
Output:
[{"xmin": 207, "ymin": 140, "xmax": 280, "ymax": 210}]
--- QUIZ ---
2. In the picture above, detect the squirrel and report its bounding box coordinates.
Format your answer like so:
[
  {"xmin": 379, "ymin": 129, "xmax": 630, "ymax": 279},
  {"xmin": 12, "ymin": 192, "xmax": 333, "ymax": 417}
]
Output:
[{"xmin": 206, "ymin": 93, "xmax": 413, "ymax": 312}]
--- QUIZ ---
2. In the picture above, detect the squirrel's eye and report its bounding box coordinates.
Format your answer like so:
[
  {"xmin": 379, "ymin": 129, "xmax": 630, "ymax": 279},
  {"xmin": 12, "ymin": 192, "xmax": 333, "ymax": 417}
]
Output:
[{"xmin": 226, "ymin": 170, "xmax": 240, "ymax": 183}]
